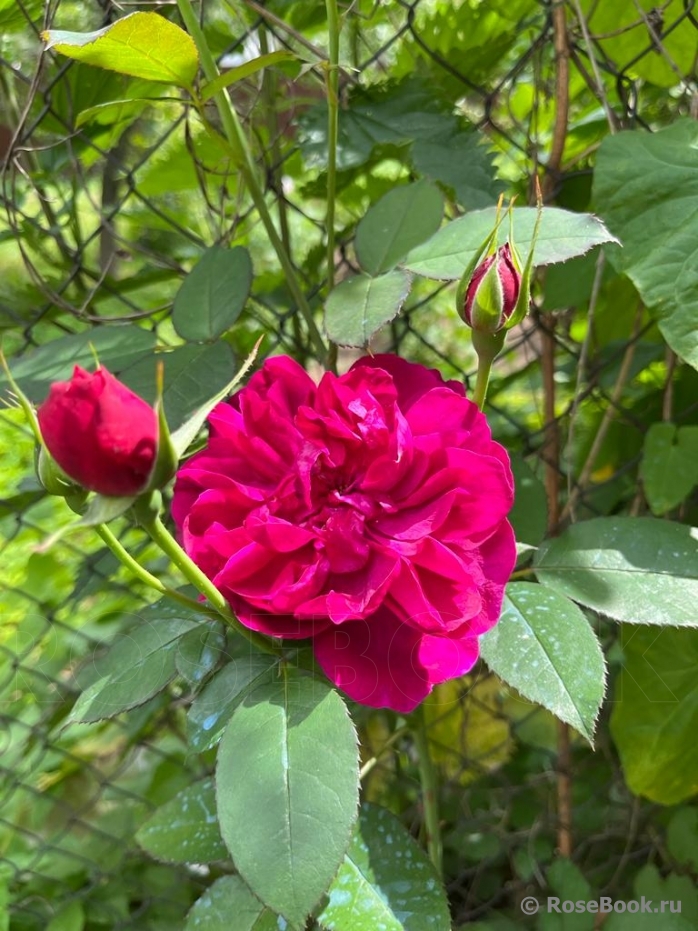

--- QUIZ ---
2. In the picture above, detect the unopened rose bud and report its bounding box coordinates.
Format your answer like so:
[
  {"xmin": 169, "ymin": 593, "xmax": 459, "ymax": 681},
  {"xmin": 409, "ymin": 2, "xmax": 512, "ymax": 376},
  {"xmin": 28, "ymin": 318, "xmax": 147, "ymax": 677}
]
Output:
[
  {"xmin": 37, "ymin": 366, "xmax": 159, "ymax": 497},
  {"xmin": 459, "ymin": 243, "xmax": 521, "ymax": 334}
]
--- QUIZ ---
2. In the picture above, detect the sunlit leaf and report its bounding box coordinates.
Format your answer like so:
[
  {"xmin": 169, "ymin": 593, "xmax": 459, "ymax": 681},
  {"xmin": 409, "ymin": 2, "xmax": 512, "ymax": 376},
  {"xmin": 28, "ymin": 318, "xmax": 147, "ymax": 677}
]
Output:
[
  {"xmin": 43, "ymin": 12, "xmax": 198, "ymax": 88},
  {"xmin": 610, "ymin": 625, "xmax": 698, "ymax": 805},
  {"xmin": 535, "ymin": 517, "xmax": 698, "ymax": 627},
  {"xmin": 404, "ymin": 207, "xmax": 617, "ymax": 280},
  {"xmin": 216, "ymin": 671, "xmax": 360, "ymax": 926},
  {"xmin": 481, "ymin": 583, "xmax": 606, "ymax": 743},
  {"xmin": 594, "ymin": 120, "xmax": 698, "ymax": 370},
  {"xmin": 325, "ymin": 270, "xmax": 412, "ymax": 347},
  {"xmin": 318, "ymin": 803, "xmax": 451, "ymax": 931},
  {"xmin": 136, "ymin": 778, "xmax": 229, "ymax": 864}
]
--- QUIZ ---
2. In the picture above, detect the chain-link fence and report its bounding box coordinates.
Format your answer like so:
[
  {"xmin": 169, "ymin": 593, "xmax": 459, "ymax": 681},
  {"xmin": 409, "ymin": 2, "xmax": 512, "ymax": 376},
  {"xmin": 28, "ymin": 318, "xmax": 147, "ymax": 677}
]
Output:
[{"xmin": 1, "ymin": 0, "xmax": 696, "ymax": 926}]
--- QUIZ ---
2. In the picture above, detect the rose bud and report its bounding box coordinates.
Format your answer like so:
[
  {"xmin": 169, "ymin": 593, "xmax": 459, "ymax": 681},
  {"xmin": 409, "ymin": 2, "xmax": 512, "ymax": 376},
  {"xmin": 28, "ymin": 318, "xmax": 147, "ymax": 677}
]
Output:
[
  {"xmin": 459, "ymin": 243, "xmax": 521, "ymax": 334},
  {"xmin": 37, "ymin": 366, "xmax": 158, "ymax": 497}
]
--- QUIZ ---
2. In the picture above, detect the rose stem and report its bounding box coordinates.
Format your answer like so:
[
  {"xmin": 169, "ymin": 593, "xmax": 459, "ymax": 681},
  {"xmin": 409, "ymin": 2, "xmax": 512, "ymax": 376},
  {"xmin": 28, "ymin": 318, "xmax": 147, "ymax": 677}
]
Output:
[
  {"xmin": 96, "ymin": 524, "xmax": 208, "ymax": 614},
  {"xmin": 176, "ymin": 0, "xmax": 329, "ymax": 368},
  {"xmin": 471, "ymin": 329, "xmax": 506, "ymax": 410},
  {"xmin": 413, "ymin": 703, "xmax": 443, "ymax": 877},
  {"xmin": 144, "ymin": 515, "xmax": 282, "ymax": 657},
  {"xmin": 472, "ymin": 359, "xmax": 492, "ymax": 411},
  {"xmin": 324, "ymin": 0, "xmax": 341, "ymax": 375}
]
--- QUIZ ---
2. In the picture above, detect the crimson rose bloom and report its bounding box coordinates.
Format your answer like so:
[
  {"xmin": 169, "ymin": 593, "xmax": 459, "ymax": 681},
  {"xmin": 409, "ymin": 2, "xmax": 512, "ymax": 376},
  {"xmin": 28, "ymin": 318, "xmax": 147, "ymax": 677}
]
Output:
[
  {"xmin": 172, "ymin": 354, "xmax": 515, "ymax": 712},
  {"xmin": 38, "ymin": 366, "xmax": 158, "ymax": 497}
]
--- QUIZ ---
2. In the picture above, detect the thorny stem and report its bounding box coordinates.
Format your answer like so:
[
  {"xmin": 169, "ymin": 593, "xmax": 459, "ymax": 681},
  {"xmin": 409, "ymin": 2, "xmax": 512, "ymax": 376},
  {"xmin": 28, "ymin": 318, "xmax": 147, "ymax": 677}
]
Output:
[
  {"xmin": 324, "ymin": 0, "xmax": 341, "ymax": 374},
  {"xmin": 543, "ymin": 0, "xmax": 570, "ymax": 201},
  {"xmin": 413, "ymin": 704, "xmax": 443, "ymax": 878},
  {"xmin": 177, "ymin": 0, "xmax": 329, "ymax": 365},
  {"xmin": 145, "ymin": 514, "xmax": 282, "ymax": 657},
  {"xmin": 259, "ymin": 27, "xmax": 293, "ymax": 260},
  {"xmin": 542, "ymin": 7, "xmax": 574, "ymax": 856},
  {"xmin": 324, "ymin": 0, "xmax": 340, "ymax": 294}
]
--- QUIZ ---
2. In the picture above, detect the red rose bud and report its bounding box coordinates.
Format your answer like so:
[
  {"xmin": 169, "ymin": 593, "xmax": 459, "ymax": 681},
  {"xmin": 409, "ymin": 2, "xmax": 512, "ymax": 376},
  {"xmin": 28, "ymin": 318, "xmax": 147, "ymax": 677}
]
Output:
[
  {"xmin": 460, "ymin": 243, "xmax": 521, "ymax": 334},
  {"xmin": 38, "ymin": 366, "xmax": 158, "ymax": 497}
]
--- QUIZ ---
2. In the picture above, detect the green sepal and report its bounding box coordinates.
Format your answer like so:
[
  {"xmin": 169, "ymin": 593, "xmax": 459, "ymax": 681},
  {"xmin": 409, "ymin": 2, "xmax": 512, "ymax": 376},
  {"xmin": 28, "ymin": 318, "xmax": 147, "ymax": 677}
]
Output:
[
  {"xmin": 455, "ymin": 207, "xmax": 508, "ymax": 320},
  {"xmin": 467, "ymin": 260, "xmax": 508, "ymax": 334},
  {"xmin": 65, "ymin": 490, "xmax": 90, "ymax": 514},
  {"xmin": 504, "ymin": 200, "xmax": 542, "ymax": 330},
  {"xmin": 0, "ymin": 349, "xmax": 42, "ymax": 446},
  {"xmin": 146, "ymin": 363, "xmax": 178, "ymax": 493},
  {"xmin": 130, "ymin": 490, "xmax": 164, "ymax": 528},
  {"xmin": 148, "ymin": 400, "xmax": 178, "ymax": 491},
  {"xmin": 36, "ymin": 445, "xmax": 83, "ymax": 498},
  {"xmin": 506, "ymin": 203, "xmax": 524, "ymax": 274}
]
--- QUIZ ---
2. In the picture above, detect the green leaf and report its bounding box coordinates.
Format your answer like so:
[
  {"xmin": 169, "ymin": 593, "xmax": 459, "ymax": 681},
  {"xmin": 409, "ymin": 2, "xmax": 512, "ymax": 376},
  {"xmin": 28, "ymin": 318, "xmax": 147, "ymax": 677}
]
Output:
[
  {"xmin": 67, "ymin": 605, "xmax": 201, "ymax": 723},
  {"xmin": 216, "ymin": 670, "xmax": 360, "ymax": 927},
  {"xmin": 403, "ymin": 207, "xmax": 617, "ymax": 280},
  {"xmin": 136, "ymin": 778, "xmax": 229, "ymax": 864},
  {"xmin": 593, "ymin": 120, "xmax": 698, "ymax": 369},
  {"xmin": 667, "ymin": 808, "xmax": 698, "ymax": 871},
  {"xmin": 412, "ymin": 128, "xmax": 504, "ymax": 210},
  {"xmin": 184, "ymin": 876, "xmax": 277, "ymax": 931},
  {"xmin": 187, "ymin": 654, "xmax": 280, "ymax": 753},
  {"xmin": 0, "ymin": 326, "xmax": 156, "ymax": 404},
  {"xmin": 602, "ymin": 864, "xmax": 698, "ymax": 931},
  {"xmin": 0, "ymin": 0, "xmax": 41, "ymax": 32},
  {"xmin": 200, "ymin": 50, "xmax": 298, "ymax": 102},
  {"xmin": 610, "ymin": 625, "xmax": 698, "ymax": 805},
  {"xmin": 355, "ymin": 180, "xmax": 444, "ymax": 276},
  {"xmin": 508, "ymin": 454, "xmax": 548, "ymax": 548},
  {"xmin": 324, "ymin": 270, "xmax": 412, "ymax": 348},
  {"xmin": 534, "ymin": 517, "xmax": 698, "ymax": 627},
  {"xmin": 75, "ymin": 82, "xmax": 163, "ymax": 128},
  {"xmin": 539, "ymin": 859, "xmax": 594, "ymax": 931},
  {"xmin": 45, "ymin": 902, "xmax": 84, "ymax": 931},
  {"xmin": 579, "ymin": 0, "xmax": 698, "ymax": 89},
  {"xmin": 42, "ymin": 12, "xmax": 199, "ymax": 88},
  {"xmin": 300, "ymin": 78, "xmax": 454, "ymax": 171},
  {"xmin": 170, "ymin": 337, "xmax": 262, "ymax": 458},
  {"xmin": 317, "ymin": 802, "xmax": 451, "ymax": 931},
  {"xmin": 640, "ymin": 423, "xmax": 698, "ymax": 515},
  {"xmin": 0, "ymin": 878, "xmax": 6, "ymax": 931},
  {"xmin": 172, "ymin": 246, "xmax": 253, "ymax": 342},
  {"xmin": 123, "ymin": 341, "xmax": 237, "ymax": 431},
  {"xmin": 480, "ymin": 584, "xmax": 606, "ymax": 743},
  {"xmin": 299, "ymin": 77, "xmax": 499, "ymax": 202},
  {"xmin": 175, "ymin": 623, "xmax": 226, "ymax": 686}
]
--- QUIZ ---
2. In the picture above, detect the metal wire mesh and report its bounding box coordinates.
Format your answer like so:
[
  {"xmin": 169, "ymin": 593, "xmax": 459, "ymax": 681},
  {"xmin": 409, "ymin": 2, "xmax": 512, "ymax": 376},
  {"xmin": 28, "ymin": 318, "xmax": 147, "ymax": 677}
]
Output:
[{"xmin": 1, "ymin": 0, "xmax": 696, "ymax": 926}]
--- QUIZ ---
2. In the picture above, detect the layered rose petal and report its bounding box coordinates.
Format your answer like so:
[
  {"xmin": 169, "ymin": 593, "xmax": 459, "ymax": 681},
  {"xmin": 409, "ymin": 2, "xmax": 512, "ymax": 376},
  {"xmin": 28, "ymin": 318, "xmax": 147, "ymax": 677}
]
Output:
[
  {"xmin": 172, "ymin": 353, "xmax": 516, "ymax": 711},
  {"xmin": 313, "ymin": 606, "xmax": 480, "ymax": 713},
  {"xmin": 353, "ymin": 354, "xmax": 465, "ymax": 409}
]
